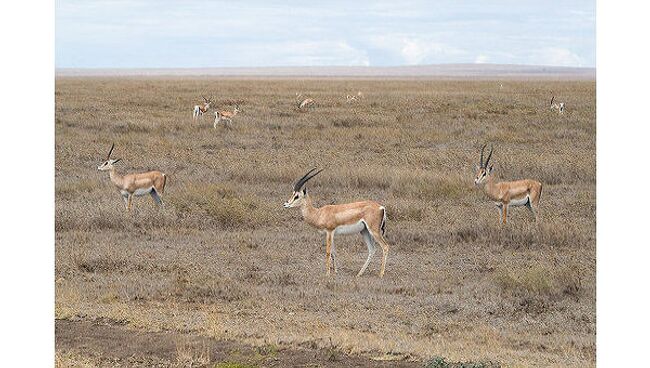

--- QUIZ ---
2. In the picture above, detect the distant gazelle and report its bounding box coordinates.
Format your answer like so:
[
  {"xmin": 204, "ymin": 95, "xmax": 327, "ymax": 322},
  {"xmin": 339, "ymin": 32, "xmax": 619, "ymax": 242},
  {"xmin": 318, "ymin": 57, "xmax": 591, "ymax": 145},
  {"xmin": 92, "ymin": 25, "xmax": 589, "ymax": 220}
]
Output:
[
  {"xmin": 214, "ymin": 105, "xmax": 241, "ymax": 128},
  {"xmin": 298, "ymin": 98, "xmax": 315, "ymax": 110},
  {"xmin": 550, "ymin": 96, "xmax": 565, "ymax": 114},
  {"xmin": 346, "ymin": 91, "xmax": 363, "ymax": 103},
  {"xmin": 474, "ymin": 145, "xmax": 543, "ymax": 224},
  {"xmin": 192, "ymin": 96, "xmax": 212, "ymax": 121},
  {"xmin": 283, "ymin": 168, "xmax": 390, "ymax": 277},
  {"xmin": 97, "ymin": 143, "xmax": 167, "ymax": 211}
]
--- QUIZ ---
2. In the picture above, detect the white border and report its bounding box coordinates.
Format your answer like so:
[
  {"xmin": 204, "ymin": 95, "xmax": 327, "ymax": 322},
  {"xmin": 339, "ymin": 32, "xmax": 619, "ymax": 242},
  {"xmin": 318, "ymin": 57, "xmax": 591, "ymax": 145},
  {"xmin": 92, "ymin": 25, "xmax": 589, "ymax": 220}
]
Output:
[
  {"xmin": 598, "ymin": 0, "xmax": 650, "ymax": 366},
  {"xmin": 0, "ymin": 0, "xmax": 54, "ymax": 366}
]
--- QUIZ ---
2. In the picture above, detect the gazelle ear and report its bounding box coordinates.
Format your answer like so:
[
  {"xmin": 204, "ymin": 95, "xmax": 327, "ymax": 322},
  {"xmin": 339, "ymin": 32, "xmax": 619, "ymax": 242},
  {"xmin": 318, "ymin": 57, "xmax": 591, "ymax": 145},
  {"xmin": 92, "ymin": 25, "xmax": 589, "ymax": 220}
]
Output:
[{"xmin": 475, "ymin": 164, "xmax": 480, "ymax": 171}]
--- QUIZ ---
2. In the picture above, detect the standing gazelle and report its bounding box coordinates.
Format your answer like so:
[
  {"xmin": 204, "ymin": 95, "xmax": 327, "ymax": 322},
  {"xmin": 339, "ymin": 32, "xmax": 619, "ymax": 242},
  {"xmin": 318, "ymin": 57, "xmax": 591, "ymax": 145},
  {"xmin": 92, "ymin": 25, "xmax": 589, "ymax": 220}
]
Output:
[
  {"xmin": 97, "ymin": 144, "xmax": 167, "ymax": 211},
  {"xmin": 192, "ymin": 96, "xmax": 212, "ymax": 121},
  {"xmin": 213, "ymin": 105, "xmax": 241, "ymax": 128},
  {"xmin": 550, "ymin": 96, "xmax": 565, "ymax": 114},
  {"xmin": 283, "ymin": 168, "xmax": 390, "ymax": 277},
  {"xmin": 474, "ymin": 145, "xmax": 543, "ymax": 224}
]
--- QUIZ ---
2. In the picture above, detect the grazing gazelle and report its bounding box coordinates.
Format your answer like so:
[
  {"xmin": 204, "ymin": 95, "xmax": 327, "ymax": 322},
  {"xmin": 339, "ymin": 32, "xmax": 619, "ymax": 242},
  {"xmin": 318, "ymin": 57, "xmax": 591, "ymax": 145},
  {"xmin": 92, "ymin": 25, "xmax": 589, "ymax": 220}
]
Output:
[
  {"xmin": 550, "ymin": 96, "xmax": 565, "ymax": 114},
  {"xmin": 474, "ymin": 144, "xmax": 543, "ymax": 224},
  {"xmin": 97, "ymin": 143, "xmax": 167, "ymax": 211},
  {"xmin": 283, "ymin": 168, "xmax": 390, "ymax": 277},
  {"xmin": 346, "ymin": 91, "xmax": 363, "ymax": 103},
  {"xmin": 192, "ymin": 96, "xmax": 212, "ymax": 121},
  {"xmin": 297, "ymin": 98, "xmax": 315, "ymax": 110},
  {"xmin": 213, "ymin": 105, "xmax": 241, "ymax": 128}
]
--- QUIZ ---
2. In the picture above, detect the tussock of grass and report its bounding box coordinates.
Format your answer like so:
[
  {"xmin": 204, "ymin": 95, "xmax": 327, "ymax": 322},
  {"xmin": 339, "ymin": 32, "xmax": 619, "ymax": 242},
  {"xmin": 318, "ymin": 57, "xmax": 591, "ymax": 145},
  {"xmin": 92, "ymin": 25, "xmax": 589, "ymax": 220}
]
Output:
[
  {"xmin": 391, "ymin": 172, "xmax": 466, "ymax": 201},
  {"xmin": 426, "ymin": 356, "xmax": 500, "ymax": 368},
  {"xmin": 57, "ymin": 179, "xmax": 97, "ymax": 200},
  {"xmin": 214, "ymin": 363, "xmax": 257, "ymax": 368},
  {"xmin": 169, "ymin": 183, "xmax": 270, "ymax": 228},
  {"xmin": 495, "ymin": 264, "xmax": 582, "ymax": 298}
]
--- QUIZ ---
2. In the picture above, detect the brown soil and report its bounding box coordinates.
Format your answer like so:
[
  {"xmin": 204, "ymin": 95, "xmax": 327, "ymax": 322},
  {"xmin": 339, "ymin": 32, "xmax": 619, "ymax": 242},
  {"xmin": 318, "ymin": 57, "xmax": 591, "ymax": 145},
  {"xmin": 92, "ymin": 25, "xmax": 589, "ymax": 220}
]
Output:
[{"xmin": 56, "ymin": 319, "xmax": 420, "ymax": 367}]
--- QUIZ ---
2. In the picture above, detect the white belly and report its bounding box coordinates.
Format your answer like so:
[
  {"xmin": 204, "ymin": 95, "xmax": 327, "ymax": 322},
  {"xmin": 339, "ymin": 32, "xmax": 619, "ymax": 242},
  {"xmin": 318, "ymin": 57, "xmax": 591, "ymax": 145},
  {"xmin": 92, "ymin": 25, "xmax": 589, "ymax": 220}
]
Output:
[
  {"xmin": 132, "ymin": 187, "xmax": 153, "ymax": 196},
  {"xmin": 509, "ymin": 196, "xmax": 530, "ymax": 207},
  {"xmin": 334, "ymin": 221, "xmax": 366, "ymax": 235}
]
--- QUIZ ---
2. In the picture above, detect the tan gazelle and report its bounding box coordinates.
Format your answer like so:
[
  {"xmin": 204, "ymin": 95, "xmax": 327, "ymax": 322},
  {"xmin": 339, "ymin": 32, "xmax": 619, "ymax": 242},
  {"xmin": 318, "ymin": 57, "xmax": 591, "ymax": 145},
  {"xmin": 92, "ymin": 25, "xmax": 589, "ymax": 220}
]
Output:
[
  {"xmin": 297, "ymin": 98, "xmax": 315, "ymax": 110},
  {"xmin": 213, "ymin": 105, "xmax": 241, "ymax": 128},
  {"xmin": 474, "ymin": 144, "xmax": 543, "ymax": 224},
  {"xmin": 550, "ymin": 96, "xmax": 565, "ymax": 114},
  {"xmin": 97, "ymin": 144, "xmax": 167, "ymax": 211},
  {"xmin": 192, "ymin": 95, "xmax": 212, "ymax": 121},
  {"xmin": 283, "ymin": 168, "xmax": 390, "ymax": 277}
]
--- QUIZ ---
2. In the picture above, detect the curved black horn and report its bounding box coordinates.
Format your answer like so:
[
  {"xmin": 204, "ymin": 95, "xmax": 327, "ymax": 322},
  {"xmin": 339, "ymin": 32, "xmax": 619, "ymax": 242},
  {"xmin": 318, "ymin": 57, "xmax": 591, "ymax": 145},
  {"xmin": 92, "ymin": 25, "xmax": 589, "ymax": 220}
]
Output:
[
  {"xmin": 550, "ymin": 96, "xmax": 555, "ymax": 106},
  {"xmin": 107, "ymin": 143, "xmax": 115, "ymax": 159},
  {"xmin": 293, "ymin": 168, "xmax": 323, "ymax": 192},
  {"xmin": 480, "ymin": 144, "xmax": 487, "ymax": 167},
  {"xmin": 485, "ymin": 145, "xmax": 494, "ymax": 167},
  {"xmin": 293, "ymin": 168, "xmax": 317, "ymax": 191}
]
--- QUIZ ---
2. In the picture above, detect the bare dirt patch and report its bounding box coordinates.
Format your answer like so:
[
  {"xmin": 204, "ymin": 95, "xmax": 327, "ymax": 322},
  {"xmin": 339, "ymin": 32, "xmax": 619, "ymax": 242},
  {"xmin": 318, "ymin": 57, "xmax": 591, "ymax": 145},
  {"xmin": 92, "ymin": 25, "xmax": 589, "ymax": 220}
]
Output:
[{"xmin": 56, "ymin": 319, "xmax": 419, "ymax": 367}]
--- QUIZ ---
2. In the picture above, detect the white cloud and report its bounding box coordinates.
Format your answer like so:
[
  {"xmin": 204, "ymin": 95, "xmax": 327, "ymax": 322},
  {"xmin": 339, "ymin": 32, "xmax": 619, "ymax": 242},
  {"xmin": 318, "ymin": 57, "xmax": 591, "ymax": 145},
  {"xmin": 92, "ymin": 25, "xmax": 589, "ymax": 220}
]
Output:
[
  {"xmin": 532, "ymin": 47, "xmax": 584, "ymax": 67},
  {"xmin": 271, "ymin": 40, "xmax": 370, "ymax": 67},
  {"xmin": 370, "ymin": 35, "xmax": 466, "ymax": 65},
  {"xmin": 474, "ymin": 54, "xmax": 489, "ymax": 64}
]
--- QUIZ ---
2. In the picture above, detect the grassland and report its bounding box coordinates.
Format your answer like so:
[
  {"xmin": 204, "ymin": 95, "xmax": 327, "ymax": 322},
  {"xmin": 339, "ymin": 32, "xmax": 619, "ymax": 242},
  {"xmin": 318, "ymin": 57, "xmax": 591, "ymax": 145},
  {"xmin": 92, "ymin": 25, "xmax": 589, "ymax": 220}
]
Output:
[{"xmin": 55, "ymin": 77, "xmax": 595, "ymax": 367}]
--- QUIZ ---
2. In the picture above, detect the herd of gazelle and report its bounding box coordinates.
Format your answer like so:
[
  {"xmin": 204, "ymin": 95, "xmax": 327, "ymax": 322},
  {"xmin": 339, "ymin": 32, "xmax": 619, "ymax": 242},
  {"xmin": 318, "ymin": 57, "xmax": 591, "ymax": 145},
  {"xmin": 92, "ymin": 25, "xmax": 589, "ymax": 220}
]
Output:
[{"xmin": 96, "ymin": 93, "xmax": 556, "ymax": 277}]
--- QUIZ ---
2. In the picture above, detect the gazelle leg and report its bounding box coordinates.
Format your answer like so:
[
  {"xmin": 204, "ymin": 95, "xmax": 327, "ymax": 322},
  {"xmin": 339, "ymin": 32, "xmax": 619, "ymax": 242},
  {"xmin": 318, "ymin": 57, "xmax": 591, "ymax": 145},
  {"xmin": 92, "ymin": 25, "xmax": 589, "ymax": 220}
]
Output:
[
  {"xmin": 325, "ymin": 231, "xmax": 333, "ymax": 276},
  {"xmin": 368, "ymin": 229, "xmax": 389, "ymax": 278},
  {"xmin": 358, "ymin": 228, "xmax": 376, "ymax": 277},
  {"xmin": 526, "ymin": 199, "xmax": 537, "ymax": 220},
  {"xmin": 330, "ymin": 234, "xmax": 338, "ymax": 274},
  {"xmin": 126, "ymin": 194, "xmax": 133, "ymax": 212},
  {"xmin": 502, "ymin": 203, "xmax": 508, "ymax": 224},
  {"xmin": 150, "ymin": 189, "xmax": 164, "ymax": 207}
]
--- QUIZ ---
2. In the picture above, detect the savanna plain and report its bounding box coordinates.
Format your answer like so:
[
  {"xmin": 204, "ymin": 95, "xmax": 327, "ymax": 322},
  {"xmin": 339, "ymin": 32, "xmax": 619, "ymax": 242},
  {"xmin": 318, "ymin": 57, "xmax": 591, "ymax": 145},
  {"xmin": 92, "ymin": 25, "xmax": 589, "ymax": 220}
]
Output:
[{"xmin": 55, "ymin": 78, "xmax": 595, "ymax": 367}]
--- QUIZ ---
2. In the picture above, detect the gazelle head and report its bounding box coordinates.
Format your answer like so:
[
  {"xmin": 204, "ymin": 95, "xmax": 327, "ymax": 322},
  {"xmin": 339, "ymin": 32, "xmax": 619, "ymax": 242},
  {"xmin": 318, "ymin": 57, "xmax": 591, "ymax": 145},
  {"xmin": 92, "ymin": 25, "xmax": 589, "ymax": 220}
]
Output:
[
  {"xmin": 97, "ymin": 143, "xmax": 121, "ymax": 171},
  {"xmin": 283, "ymin": 168, "xmax": 323, "ymax": 208},
  {"xmin": 474, "ymin": 144, "xmax": 494, "ymax": 185},
  {"xmin": 234, "ymin": 105, "xmax": 241, "ymax": 113},
  {"xmin": 202, "ymin": 95, "xmax": 212, "ymax": 108}
]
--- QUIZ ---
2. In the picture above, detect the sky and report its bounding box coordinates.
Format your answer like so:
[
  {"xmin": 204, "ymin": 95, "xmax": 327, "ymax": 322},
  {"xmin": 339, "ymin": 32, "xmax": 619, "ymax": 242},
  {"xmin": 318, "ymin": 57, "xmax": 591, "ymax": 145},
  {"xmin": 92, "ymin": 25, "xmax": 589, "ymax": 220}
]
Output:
[{"xmin": 56, "ymin": 1, "xmax": 595, "ymax": 68}]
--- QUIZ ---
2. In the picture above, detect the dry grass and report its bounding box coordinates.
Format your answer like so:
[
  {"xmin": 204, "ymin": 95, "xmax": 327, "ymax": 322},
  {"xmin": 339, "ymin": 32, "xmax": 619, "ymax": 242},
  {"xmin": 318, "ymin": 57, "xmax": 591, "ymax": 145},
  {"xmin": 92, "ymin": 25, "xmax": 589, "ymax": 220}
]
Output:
[{"xmin": 55, "ymin": 78, "xmax": 595, "ymax": 367}]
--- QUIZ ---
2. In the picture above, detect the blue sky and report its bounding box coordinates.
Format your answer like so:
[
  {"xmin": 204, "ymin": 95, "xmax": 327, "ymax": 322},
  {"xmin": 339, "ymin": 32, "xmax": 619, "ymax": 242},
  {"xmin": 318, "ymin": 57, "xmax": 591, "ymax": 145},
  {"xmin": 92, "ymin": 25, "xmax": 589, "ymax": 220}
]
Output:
[{"xmin": 56, "ymin": 1, "xmax": 595, "ymax": 68}]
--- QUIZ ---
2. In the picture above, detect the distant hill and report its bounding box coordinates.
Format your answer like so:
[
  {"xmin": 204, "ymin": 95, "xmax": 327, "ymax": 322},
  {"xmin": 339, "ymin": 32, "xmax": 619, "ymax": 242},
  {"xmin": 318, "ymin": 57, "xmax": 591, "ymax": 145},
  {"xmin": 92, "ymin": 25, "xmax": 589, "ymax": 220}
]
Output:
[{"xmin": 56, "ymin": 64, "xmax": 595, "ymax": 79}]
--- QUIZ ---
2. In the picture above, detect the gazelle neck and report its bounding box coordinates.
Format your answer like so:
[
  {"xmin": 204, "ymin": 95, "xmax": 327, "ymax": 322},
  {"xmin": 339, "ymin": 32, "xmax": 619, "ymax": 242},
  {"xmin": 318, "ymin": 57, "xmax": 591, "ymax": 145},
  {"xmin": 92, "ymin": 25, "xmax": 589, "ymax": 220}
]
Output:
[
  {"xmin": 299, "ymin": 195, "xmax": 321, "ymax": 228},
  {"xmin": 482, "ymin": 175, "xmax": 500, "ymax": 200},
  {"xmin": 108, "ymin": 168, "xmax": 125, "ymax": 189}
]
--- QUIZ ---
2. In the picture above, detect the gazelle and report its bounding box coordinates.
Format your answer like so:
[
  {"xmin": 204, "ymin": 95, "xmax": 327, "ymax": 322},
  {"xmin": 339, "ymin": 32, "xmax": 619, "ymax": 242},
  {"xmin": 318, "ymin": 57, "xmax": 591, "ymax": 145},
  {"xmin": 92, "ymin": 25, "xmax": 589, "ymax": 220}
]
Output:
[
  {"xmin": 192, "ymin": 96, "xmax": 212, "ymax": 121},
  {"xmin": 298, "ymin": 98, "xmax": 315, "ymax": 110},
  {"xmin": 345, "ymin": 91, "xmax": 363, "ymax": 103},
  {"xmin": 474, "ymin": 145, "xmax": 543, "ymax": 224},
  {"xmin": 97, "ymin": 143, "xmax": 167, "ymax": 211},
  {"xmin": 283, "ymin": 168, "xmax": 390, "ymax": 277},
  {"xmin": 213, "ymin": 105, "xmax": 241, "ymax": 128},
  {"xmin": 550, "ymin": 96, "xmax": 565, "ymax": 114}
]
